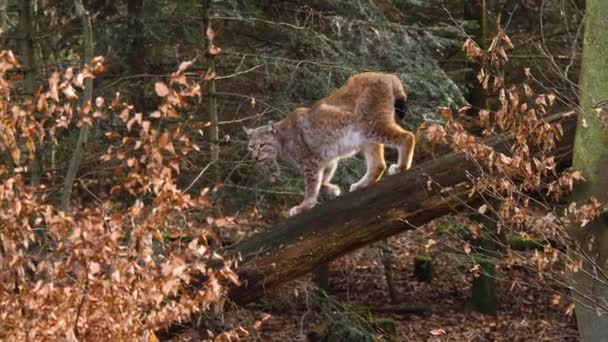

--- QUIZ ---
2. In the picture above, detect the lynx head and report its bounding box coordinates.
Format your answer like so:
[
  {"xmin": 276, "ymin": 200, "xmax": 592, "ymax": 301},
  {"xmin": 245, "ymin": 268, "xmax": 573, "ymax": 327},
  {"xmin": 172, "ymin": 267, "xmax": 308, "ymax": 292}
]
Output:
[{"xmin": 243, "ymin": 121, "xmax": 278, "ymax": 162}]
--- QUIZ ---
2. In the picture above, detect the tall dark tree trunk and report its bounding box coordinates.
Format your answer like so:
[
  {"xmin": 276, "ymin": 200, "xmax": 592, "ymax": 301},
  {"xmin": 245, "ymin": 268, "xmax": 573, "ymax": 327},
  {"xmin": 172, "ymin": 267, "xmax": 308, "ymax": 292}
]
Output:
[
  {"xmin": 18, "ymin": 0, "xmax": 41, "ymax": 186},
  {"xmin": 127, "ymin": 0, "xmax": 146, "ymax": 113},
  {"xmin": 568, "ymin": 0, "xmax": 608, "ymax": 340},
  {"xmin": 60, "ymin": 0, "xmax": 94, "ymax": 211}
]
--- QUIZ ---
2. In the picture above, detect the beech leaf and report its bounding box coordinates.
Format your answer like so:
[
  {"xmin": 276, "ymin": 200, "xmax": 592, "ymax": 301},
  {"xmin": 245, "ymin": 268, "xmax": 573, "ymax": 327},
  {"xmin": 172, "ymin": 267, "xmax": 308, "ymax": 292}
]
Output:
[{"xmin": 154, "ymin": 82, "xmax": 170, "ymax": 97}]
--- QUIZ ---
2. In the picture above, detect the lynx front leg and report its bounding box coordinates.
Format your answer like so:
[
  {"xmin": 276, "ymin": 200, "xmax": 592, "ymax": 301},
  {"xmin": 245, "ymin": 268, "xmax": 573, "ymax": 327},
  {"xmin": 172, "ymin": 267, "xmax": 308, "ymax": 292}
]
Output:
[
  {"xmin": 350, "ymin": 143, "xmax": 386, "ymax": 192},
  {"xmin": 289, "ymin": 163, "xmax": 323, "ymax": 216},
  {"xmin": 321, "ymin": 161, "xmax": 341, "ymax": 197}
]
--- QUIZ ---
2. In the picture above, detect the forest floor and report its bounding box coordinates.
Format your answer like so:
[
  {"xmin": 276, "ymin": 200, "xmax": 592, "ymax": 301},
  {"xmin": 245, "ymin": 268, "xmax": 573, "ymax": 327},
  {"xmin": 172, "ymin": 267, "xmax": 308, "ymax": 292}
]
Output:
[{"xmin": 204, "ymin": 216, "xmax": 580, "ymax": 342}]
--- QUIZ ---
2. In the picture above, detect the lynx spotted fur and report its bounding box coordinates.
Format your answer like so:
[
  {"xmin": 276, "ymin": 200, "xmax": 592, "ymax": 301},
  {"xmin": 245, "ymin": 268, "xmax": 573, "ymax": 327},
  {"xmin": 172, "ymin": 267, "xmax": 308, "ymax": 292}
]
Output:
[{"xmin": 244, "ymin": 72, "xmax": 416, "ymax": 216}]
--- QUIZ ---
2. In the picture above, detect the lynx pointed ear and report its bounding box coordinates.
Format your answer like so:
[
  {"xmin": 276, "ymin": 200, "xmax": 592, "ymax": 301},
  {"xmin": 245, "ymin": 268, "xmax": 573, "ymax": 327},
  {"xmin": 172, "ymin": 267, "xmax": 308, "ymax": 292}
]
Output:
[
  {"xmin": 242, "ymin": 126, "xmax": 253, "ymax": 136},
  {"xmin": 267, "ymin": 120, "xmax": 276, "ymax": 134}
]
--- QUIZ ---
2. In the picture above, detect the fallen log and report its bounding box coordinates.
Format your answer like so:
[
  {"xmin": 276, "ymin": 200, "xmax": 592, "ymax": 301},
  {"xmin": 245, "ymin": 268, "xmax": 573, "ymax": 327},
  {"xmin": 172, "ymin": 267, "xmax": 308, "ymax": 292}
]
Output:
[{"xmin": 226, "ymin": 113, "xmax": 577, "ymax": 306}]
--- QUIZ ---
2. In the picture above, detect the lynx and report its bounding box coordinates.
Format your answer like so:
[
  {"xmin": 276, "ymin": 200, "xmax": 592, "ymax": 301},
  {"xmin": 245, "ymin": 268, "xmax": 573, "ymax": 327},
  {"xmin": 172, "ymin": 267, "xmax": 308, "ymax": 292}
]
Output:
[{"xmin": 243, "ymin": 72, "xmax": 416, "ymax": 216}]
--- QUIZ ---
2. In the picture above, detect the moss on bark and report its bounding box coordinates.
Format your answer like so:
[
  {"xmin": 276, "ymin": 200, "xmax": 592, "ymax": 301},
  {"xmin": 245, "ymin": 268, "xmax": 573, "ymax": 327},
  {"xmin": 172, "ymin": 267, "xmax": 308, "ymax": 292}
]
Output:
[{"xmin": 569, "ymin": 1, "xmax": 608, "ymax": 339}]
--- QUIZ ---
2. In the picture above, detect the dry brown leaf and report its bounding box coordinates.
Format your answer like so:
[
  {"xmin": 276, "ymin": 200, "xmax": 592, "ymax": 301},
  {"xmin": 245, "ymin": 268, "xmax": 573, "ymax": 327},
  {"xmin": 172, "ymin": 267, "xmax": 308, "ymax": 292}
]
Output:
[
  {"xmin": 206, "ymin": 26, "xmax": 215, "ymax": 40},
  {"xmin": 565, "ymin": 303, "xmax": 575, "ymax": 317},
  {"xmin": 464, "ymin": 243, "xmax": 471, "ymax": 255},
  {"xmin": 469, "ymin": 223, "xmax": 480, "ymax": 239},
  {"xmin": 437, "ymin": 106, "xmax": 452, "ymax": 121},
  {"xmin": 208, "ymin": 44, "xmax": 222, "ymax": 56},
  {"xmin": 154, "ymin": 82, "xmax": 170, "ymax": 97},
  {"xmin": 158, "ymin": 131, "xmax": 170, "ymax": 149},
  {"xmin": 10, "ymin": 147, "xmax": 20, "ymax": 164},
  {"xmin": 177, "ymin": 59, "xmax": 195, "ymax": 74},
  {"xmin": 425, "ymin": 239, "xmax": 437, "ymax": 252},
  {"xmin": 430, "ymin": 328, "xmax": 446, "ymax": 336},
  {"xmin": 463, "ymin": 38, "xmax": 483, "ymax": 59}
]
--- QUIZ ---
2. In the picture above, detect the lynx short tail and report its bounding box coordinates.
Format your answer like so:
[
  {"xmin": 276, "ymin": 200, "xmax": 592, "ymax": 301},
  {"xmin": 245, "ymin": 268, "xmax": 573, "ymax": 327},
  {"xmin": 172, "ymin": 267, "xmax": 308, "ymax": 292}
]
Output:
[
  {"xmin": 395, "ymin": 98, "xmax": 408, "ymax": 119},
  {"xmin": 390, "ymin": 75, "xmax": 408, "ymax": 119}
]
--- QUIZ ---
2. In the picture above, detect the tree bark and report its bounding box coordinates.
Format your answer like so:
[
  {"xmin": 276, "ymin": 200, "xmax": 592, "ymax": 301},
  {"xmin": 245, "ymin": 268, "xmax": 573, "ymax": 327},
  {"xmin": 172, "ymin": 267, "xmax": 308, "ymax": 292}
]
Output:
[
  {"xmin": 202, "ymin": 0, "xmax": 219, "ymax": 164},
  {"xmin": 466, "ymin": 207, "xmax": 501, "ymax": 314},
  {"xmin": 380, "ymin": 240, "xmax": 399, "ymax": 303},
  {"xmin": 227, "ymin": 113, "xmax": 577, "ymax": 306},
  {"xmin": 0, "ymin": 0, "xmax": 9, "ymax": 39},
  {"xmin": 463, "ymin": 0, "xmax": 487, "ymax": 116},
  {"xmin": 18, "ymin": 0, "xmax": 41, "ymax": 186},
  {"xmin": 17, "ymin": 0, "xmax": 35, "ymax": 95},
  {"xmin": 569, "ymin": 0, "xmax": 608, "ymax": 340},
  {"xmin": 60, "ymin": 0, "xmax": 94, "ymax": 211},
  {"xmin": 126, "ymin": 0, "xmax": 146, "ymax": 113}
]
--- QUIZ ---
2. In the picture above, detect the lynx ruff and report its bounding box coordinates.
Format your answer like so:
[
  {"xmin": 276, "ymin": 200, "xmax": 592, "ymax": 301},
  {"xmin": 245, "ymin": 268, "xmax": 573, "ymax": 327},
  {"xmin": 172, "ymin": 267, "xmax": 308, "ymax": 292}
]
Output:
[{"xmin": 244, "ymin": 72, "xmax": 416, "ymax": 217}]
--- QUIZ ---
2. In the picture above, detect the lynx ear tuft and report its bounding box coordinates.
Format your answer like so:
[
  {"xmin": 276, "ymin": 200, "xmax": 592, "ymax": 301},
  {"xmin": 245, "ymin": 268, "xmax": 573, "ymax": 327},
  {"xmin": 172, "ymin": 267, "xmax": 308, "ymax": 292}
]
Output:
[
  {"xmin": 267, "ymin": 120, "xmax": 276, "ymax": 134},
  {"xmin": 242, "ymin": 126, "xmax": 253, "ymax": 135}
]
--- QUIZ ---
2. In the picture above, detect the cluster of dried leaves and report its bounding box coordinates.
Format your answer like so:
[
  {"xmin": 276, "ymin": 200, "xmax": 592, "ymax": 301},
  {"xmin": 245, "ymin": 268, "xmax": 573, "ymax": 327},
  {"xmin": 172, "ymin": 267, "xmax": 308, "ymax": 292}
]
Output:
[
  {"xmin": 420, "ymin": 30, "xmax": 606, "ymax": 291},
  {"xmin": 0, "ymin": 51, "xmax": 240, "ymax": 340}
]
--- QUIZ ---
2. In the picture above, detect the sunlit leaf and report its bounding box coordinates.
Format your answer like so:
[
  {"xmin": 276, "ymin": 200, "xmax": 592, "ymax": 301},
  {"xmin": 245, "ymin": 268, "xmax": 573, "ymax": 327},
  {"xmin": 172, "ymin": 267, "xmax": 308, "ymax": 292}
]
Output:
[{"xmin": 154, "ymin": 82, "xmax": 170, "ymax": 97}]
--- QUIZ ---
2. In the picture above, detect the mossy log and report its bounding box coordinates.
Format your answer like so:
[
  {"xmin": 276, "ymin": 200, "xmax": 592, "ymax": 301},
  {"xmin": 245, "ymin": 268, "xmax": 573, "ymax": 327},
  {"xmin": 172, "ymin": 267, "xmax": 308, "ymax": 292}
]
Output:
[
  {"xmin": 507, "ymin": 234, "xmax": 546, "ymax": 250},
  {"xmin": 226, "ymin": 113, "xmax": 576, "ymax": 306}
]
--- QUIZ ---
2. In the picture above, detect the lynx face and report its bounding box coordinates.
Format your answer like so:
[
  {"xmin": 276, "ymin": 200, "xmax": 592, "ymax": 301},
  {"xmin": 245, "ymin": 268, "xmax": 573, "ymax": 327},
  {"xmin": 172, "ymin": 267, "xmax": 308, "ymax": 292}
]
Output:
[{"xmin": 243, "ymin": 122, "xmax": 278, "ymax": 162}]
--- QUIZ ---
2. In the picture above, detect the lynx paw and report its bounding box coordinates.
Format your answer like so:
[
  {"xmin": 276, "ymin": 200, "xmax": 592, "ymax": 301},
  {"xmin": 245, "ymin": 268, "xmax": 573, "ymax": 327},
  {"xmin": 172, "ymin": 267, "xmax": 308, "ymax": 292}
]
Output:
[
  {"xmin": 322, "ymin": 184, "xmax": 342, "ymax": 197},
  {"xmin": 289, "ymin": 201, "xmax": 316, "ymax": 217},
  {"xmin": 388, "ymin": 164, "xmax": 404, "ymax": 175},
  {"xmin": 289, "ymin": 206, "xmax": 301, "ymax": 217},
  {"xmin": 349, "ymin": 182, "xmax": 363, "ymax": 192}
]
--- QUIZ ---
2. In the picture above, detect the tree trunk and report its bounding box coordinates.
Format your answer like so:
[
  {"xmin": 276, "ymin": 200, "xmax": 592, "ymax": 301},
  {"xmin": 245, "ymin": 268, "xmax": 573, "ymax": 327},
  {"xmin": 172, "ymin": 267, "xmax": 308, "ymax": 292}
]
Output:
[
  {"xmin": 227, "ymin": 113, "xmax": 576, "ymax": 306},
  {"xmin": 463, "ymin": 0, "xmax": 487, "ymax": 115},
  {"xmin": 467, "ymin": 256, "xmax": 497, "ymax": 314},
  {"xmin": 17, "ymin": 0, "xmax": 35, "ymax": 94},
  {"xmin": 60, "ymin": 0, "xmax": 94, "ymax": 211},
  {"xmin": 413, "ymin": 256, "xmax": 432, "ymax": 282},
  {"xmin": 0, "ymin": 0, "xmax": 9, "ymax": 38},
  {"xmin": 380, "ymin": 240, "xmax": 399, "ymax": 303},
  {"xmin": 18, "ymin": 0, "xmax": 41, "ymax": 186},
  {"xmin": 202, "ymin": 0, "xmax": 219, "ymax": 165},
  {"xmin": 312, "ymin": 262, "xmax": 330, "ymax": 291},
  {"xmin": 466, "ymin": 209, "xmax": 501, "ymax": 314},
  {"xmin": 126, "ymin": 0, "xmax": 146, "ymax": 113},
  {"xmin": 569, "ymin": 0, "xmax": 608, "ymax": 340}
]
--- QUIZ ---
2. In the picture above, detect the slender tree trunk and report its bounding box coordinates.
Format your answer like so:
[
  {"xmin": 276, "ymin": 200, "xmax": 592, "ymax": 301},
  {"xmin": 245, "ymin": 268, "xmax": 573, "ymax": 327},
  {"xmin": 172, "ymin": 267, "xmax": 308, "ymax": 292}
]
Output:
[
  {"xmin": 17, "ymin": 0, "xmax": 35, "ymax": 99},
  {"xmin": 463, "ymin": 0, "xmax": 488, "ymax": 115},
  {"xmin": 0, "ymin": 0, "xmax": 9, "ymax": 37},
  {"xmin": 60, "ymin": 0, "xmax": 94, "ymax": 211},
  {"xmin": 18, "ymin": 0, "xmax": 41, "ymax": 186},
  {"xmin": 202, "ymin": 0, "xmax": 219, "ymax": 164},
  {"xmin": 569, "ymin": 1, "xmax": 608, "ymax": 340},
  {"xmin": 466, "ymin": 208, "xmax": 501, "ymax": 314},
  {"xmin": 311, "ymin": 262, "xmax": 330, "ymax": 291},
  {"xmin": 127, "ymin": 0, "xmax": 146, "ymax": 113},
  {"xmin": 380, "ymin": 240, "xmax": 399, "ymax": 303}
]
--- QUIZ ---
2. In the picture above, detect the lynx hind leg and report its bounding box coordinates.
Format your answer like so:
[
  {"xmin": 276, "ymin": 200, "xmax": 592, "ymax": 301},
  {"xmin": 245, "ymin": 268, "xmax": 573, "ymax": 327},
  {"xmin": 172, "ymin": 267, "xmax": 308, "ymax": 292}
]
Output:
[
  {"xmin": 289, "ymin": 162, "xmax": 323, "ymax": 217},
  {"xmin": 350, "ymin": 143, "xmax": 386, "ymax": 192},
  {"xmin": 321, "ymin": 161, "xmax": 341, "ymax": 197},
  {"xmin": 369, "ymin": 122, "xmax": 415, "ymax": 175},
  {"xmin": 388, "ymin": 127, "xmax": 415, "ymax": 175}
]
